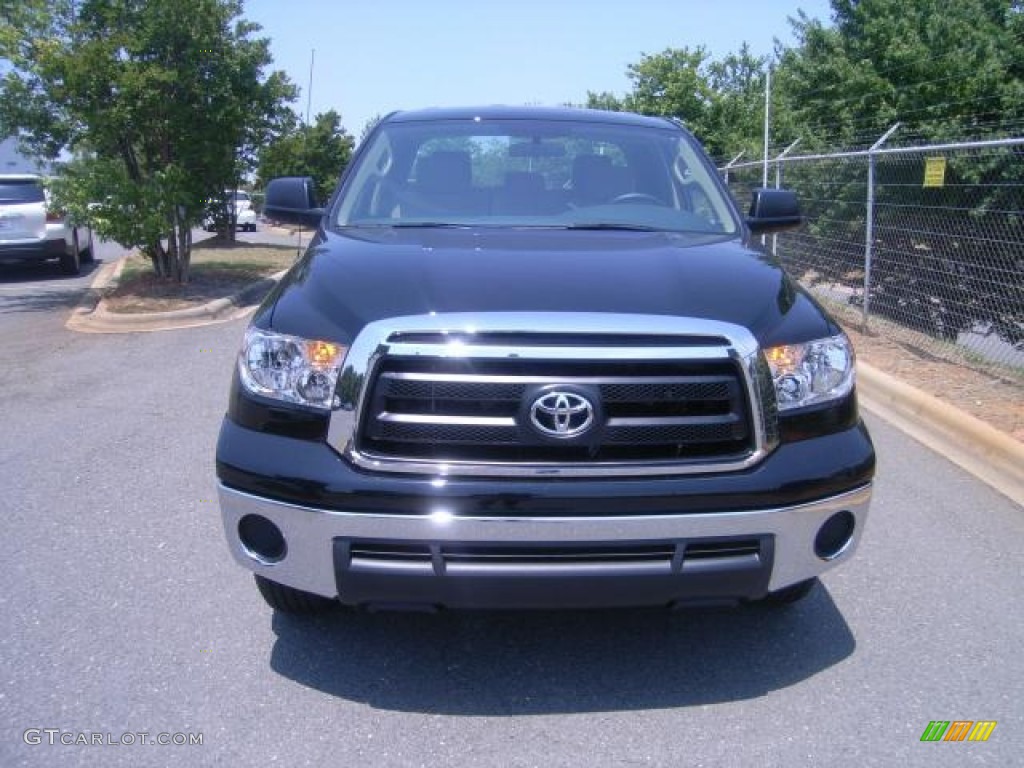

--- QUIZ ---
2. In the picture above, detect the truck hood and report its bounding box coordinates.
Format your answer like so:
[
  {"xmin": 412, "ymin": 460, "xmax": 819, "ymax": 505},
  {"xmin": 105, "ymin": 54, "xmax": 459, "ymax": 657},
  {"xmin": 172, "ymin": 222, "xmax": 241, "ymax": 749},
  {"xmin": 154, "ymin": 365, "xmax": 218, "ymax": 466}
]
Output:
[{"xmin": 259, "ymin": 227, "xmax": 836, "ymax": 348}]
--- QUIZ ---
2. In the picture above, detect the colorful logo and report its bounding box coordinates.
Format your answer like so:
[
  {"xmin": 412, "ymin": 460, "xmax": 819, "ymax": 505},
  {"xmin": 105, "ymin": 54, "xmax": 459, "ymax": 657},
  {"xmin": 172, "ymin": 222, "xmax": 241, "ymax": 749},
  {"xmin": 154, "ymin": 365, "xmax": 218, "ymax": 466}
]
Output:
[{"xmin": 920, "ymin": 721, "xmax": 997, "ymax": 742}]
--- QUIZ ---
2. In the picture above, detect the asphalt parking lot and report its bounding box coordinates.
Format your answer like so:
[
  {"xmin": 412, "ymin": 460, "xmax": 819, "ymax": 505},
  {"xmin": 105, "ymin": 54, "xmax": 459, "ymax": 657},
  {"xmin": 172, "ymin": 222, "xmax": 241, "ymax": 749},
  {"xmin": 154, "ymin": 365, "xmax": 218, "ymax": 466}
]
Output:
[{"xmin": 0, "ymin": 237, "xmax": 1021, "ymax": 767}]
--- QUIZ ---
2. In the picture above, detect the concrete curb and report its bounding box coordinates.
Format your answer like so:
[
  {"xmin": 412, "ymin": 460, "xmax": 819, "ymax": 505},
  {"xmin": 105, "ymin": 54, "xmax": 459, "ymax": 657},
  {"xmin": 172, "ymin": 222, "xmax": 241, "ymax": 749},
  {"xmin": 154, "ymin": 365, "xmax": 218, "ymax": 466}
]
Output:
[
  {"xmin": 67, "ymin": 265, "xmax": 285, "ymax": 334},
  {"xmin": 64, "ymin": 257, "xmax": 124, "ymax": 320},
  {"xmin": 857, "ymin": 362, "xmax": 1024, "ymax": 506}
]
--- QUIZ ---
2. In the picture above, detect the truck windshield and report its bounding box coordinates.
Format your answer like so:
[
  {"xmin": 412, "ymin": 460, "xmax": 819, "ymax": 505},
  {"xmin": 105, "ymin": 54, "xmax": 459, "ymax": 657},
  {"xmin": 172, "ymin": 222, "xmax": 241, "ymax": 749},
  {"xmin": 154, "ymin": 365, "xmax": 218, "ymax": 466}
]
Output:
[{"xmin": 335, "ymin": 118, "xmax": 738, "ymax": 235}]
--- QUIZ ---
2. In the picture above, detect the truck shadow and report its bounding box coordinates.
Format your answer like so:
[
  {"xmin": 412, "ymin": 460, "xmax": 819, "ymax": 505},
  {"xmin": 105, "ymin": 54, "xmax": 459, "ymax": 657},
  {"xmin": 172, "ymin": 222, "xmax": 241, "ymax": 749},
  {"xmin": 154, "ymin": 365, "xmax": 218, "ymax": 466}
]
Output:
[{"xmin": 268, "ymin": 584, "xmax": 854, "ymax": 714}]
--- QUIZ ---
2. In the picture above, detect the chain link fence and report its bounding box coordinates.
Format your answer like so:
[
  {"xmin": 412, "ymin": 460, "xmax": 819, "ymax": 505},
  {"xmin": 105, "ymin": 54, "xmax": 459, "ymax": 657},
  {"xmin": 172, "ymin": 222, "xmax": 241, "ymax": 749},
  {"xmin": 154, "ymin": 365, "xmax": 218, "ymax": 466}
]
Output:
[{"xmin": 722, "ymin": 137, "xmax": 1024, "ymax": 383}]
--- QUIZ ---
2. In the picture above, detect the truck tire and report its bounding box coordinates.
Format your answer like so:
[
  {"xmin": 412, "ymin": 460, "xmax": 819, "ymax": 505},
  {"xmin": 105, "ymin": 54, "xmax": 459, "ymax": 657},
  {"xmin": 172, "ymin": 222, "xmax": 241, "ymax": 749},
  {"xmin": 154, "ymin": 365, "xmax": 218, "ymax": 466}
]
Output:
[
  {"xmin": 254, "ymin": 574, "xmax": 337, "ymax": 614},
  {"xmin": 762, "ymin": 578, "xmax": 818, "ymax": 605},
  {"xmin": 79, "ymin": 229, "xmax": 95, "ymax": 263},
  {"xmin": 60, "ymin": 231, "xmax": 81, "ymax": 275}
]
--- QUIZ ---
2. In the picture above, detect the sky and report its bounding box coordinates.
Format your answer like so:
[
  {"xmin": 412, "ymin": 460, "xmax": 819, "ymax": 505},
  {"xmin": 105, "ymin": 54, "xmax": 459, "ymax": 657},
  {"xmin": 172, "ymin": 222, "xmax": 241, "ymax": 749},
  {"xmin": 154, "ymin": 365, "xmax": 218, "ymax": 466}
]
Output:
[{"xmin": 243, "ymin": 0, "xmax": 835, "ymax": 139}]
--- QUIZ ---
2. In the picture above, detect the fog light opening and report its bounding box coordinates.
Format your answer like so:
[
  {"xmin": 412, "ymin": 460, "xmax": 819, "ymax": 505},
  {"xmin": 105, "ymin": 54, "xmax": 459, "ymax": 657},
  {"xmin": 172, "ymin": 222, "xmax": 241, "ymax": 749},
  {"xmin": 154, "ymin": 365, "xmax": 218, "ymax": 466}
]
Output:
[
  {"xmin": 815, "ymin": 510, "xmax": 856, "ymax": 560},
  {"xmin": 238, "ymin": 514, "xmax": 286, "ymax": 564}
]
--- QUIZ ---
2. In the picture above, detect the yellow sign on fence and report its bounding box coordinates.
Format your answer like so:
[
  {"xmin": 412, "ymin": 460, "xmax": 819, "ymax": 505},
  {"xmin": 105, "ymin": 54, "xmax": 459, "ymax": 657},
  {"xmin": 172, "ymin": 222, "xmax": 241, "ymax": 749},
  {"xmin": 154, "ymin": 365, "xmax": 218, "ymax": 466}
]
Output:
[{"xmin": 923, "ymin": 156, "xmax": 947, "ymax": 188}]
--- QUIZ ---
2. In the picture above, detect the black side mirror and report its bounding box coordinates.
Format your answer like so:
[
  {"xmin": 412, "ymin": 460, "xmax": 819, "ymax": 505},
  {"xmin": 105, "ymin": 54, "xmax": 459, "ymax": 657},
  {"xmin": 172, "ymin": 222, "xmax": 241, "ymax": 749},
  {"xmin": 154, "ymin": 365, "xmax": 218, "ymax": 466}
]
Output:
[
  {"xmin": 264, "ymin": 177, "xmax": 325, "ymax": 228},
  {"xmin": 746, "ymin": 188, "xmax": 803, "ymax": 234}
]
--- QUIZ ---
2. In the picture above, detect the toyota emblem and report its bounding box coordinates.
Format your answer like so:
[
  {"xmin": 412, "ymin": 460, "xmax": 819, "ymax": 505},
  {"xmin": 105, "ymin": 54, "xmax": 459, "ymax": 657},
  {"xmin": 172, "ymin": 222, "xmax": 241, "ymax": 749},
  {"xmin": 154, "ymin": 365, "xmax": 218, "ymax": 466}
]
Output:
[{"xmin": 529, "ymin": 391, "xmax": 595, "ymax": 438}]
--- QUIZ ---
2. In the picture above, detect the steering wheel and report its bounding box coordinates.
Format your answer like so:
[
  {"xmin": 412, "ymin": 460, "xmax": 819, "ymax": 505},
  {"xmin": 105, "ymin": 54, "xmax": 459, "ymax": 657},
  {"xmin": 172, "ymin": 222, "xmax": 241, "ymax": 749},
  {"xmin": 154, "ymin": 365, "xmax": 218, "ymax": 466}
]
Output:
[{"xmin": 609, "ymin": 192, "xmax": 666, "ymax": 206}]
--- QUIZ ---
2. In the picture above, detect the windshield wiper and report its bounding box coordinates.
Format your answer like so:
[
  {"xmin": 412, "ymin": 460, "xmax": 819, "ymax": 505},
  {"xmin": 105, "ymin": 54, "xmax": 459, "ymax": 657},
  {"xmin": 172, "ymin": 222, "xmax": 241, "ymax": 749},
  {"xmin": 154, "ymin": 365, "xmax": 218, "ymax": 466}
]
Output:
[
  {"xmin": 341, "ymin": 221, "xmax": 473, "ymax": 230},
  {"xmin": 386, "ymin": 221, "xmax": 472, "ymax": 229},
  {"xmin": 563, "ymin": 222, "xmax": 662, "ymax": 231}
]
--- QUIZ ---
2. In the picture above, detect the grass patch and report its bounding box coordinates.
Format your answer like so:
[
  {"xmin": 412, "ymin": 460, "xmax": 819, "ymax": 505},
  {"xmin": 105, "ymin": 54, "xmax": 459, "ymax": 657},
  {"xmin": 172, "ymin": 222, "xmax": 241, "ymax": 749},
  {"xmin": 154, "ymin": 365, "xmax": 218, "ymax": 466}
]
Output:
[{"xmin": 105, "ymin": 240, "xmax": 298, "ymax": 314}]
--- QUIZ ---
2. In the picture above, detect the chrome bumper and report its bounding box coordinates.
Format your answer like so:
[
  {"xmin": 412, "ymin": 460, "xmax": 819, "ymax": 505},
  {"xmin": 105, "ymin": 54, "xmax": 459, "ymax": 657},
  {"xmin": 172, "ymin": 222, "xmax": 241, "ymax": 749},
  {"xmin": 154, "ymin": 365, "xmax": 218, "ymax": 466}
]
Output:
[{"xmin": 218, "ymin": 482, "xmax": 872, "ymax": 603}]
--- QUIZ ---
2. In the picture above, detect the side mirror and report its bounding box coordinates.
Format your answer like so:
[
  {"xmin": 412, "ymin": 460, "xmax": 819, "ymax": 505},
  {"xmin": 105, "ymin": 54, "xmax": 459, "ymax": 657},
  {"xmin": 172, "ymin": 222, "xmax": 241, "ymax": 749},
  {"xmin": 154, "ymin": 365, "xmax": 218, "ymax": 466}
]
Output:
[
  {"xmin": 264, "ymin": 177, "xmax": 325, "ymax": 228},
  {"xmin": 746, "ymin": 188, "xmax": 802, "ymax": 234}
]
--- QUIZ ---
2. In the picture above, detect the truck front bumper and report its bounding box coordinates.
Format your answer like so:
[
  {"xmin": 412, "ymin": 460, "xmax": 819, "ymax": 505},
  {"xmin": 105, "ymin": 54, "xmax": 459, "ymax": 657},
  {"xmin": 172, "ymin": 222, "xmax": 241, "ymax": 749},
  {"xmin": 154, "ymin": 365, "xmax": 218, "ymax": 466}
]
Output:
[
  {"xmin": 218, "ymin": 480, "xmax": 872, "ymax": 609},
  {"xmin": 0, "ymin": 237, "xmax": 68, "ymax": 264}
]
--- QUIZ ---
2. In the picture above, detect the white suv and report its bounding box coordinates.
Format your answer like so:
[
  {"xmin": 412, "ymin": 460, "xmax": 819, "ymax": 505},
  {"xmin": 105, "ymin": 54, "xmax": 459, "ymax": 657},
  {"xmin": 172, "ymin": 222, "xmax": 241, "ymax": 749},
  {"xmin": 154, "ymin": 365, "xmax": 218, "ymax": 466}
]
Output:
[
  {"xmin": 204, "ymin": 189, "xmax": 258, "ymax": 232},
  {"xmin": 0, "ymin": 175, "xmax": 94, "ymax": 275}
]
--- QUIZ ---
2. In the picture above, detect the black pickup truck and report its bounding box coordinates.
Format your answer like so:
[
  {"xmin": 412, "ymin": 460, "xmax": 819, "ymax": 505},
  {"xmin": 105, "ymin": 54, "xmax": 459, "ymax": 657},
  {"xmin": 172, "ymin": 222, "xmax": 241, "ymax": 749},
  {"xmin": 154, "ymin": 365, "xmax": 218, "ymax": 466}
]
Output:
[{"xmin": 216, "ymin": 106, "xmax": 874, "ymax": 613}]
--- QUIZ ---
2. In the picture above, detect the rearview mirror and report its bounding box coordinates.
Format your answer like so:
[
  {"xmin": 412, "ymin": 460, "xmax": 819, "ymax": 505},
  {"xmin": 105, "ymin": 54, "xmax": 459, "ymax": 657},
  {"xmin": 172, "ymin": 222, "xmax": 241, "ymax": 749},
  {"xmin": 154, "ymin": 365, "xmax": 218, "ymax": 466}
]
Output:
[
  {"xmin": 264, "ymin": 177, "xmax": 324, "ymax": 228},
  {"xmin": 746, "ymin": 188, "xmax": 802, "ymax": 234},
  {"xmin": 509, "ymin": 140, "xmax": 566, "ymax": 158}
]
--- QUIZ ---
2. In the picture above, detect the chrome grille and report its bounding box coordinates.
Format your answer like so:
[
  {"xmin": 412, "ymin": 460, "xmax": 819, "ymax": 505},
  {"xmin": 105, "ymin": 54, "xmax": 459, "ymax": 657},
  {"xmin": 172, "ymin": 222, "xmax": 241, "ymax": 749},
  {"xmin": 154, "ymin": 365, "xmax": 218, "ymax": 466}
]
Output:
[
  {"xmin": 359, "ymin": 359, "xmax": 752, "ymax": 464},
  {"xmin": 325, "ymin": 313, "xmax": 779, "ymax": 477}
]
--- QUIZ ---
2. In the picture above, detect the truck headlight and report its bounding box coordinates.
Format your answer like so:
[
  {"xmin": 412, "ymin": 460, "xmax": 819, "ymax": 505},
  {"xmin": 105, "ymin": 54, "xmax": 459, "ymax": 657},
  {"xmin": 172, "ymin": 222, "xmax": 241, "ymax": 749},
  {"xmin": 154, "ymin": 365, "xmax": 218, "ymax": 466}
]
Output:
[
  {"xmin": 764, "ymin": 334, "xmax": 855, "ymax": 411},
  {"xmin": 238, "ymin": 328, "xmax": 347, "ymax": 409}
]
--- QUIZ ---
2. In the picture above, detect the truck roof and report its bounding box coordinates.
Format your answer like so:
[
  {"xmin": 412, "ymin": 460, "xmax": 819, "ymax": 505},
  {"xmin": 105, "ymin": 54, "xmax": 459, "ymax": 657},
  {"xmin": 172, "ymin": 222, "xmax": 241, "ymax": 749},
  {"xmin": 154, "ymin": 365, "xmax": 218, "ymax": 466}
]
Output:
[{"xmin": 385, "ymin": 105, "xmax": 678, "ymax": 130}]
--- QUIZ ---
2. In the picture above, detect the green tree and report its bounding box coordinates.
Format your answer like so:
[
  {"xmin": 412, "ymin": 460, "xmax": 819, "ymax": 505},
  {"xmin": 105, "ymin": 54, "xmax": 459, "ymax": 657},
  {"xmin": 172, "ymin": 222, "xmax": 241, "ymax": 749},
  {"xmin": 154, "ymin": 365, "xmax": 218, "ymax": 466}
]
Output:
[
  {"xmin": 584, "ymin": 46, "xmax": 766, "ymax": 159},
  {"xmin": 0, "ymin": 0, "xmax": 295, "ymax": 282},
  {"xmin": 257, "ymin": 109, "xmax": 354, "ymax": 203},
  {"xmin": 583, "ymin": 91, "xmax": 628, "ymax": 112},
  {"xmin": 624, "ymin": 47, "xmax": 713, "ymax": 126},
  {"xmin": 776, "ymin": 0, "xmax": 1024, "ymax": 148},
  {"xmin": 773, "ymin": 0, "xmax": 1024, "ymax": 346},
  {"xmin": 703, "ymin": 44, "xmax": 769, "ymax": 161}
]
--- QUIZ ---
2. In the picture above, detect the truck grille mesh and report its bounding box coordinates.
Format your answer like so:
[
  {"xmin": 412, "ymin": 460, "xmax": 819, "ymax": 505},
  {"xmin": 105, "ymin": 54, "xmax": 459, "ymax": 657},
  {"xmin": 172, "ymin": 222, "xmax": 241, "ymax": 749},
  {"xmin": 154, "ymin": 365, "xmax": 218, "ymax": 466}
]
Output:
[
  {"xmin": 358, "ymin": 356, "xmax": 754, "ymax": 465},
  {"xmin": 345, "ymin": 538, "xmax": 765, "ymax": 568}
]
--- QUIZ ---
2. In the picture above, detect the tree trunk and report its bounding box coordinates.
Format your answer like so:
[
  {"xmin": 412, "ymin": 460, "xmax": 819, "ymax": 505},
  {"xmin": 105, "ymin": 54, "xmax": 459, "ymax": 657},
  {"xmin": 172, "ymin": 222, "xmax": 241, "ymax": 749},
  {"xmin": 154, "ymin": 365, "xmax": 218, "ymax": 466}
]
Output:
[
  {"xmin": 161, "ymin": 207, "xmax": 192, "ymax": 284},
  {"xmin": 224, "ymin": 186, "xmax": 237, "ymax": 244},
  {"xmin": 167, "ymin": 216, "xmax": 180, "ymax": 283},
  {"xmin": 145, "ymin": 241, "xmax": 171, "ymax": 278},
  {"xmin": 177, "ymin": 207, "xmax": 191, "ymax": 284},
  {"xmin": 145, "ymin": 246, "xmax": 161, "ymax": 276}
]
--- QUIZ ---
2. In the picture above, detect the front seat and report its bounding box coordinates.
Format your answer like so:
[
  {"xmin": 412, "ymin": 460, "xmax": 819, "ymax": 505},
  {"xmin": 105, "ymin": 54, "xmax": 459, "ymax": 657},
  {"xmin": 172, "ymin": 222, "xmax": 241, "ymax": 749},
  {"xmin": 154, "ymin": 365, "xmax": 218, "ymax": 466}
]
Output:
[
  {"xmin": 569, "ymin": 154, "xmax": 631, "ymax": 205},
  {"xmin": 409, "ymin": 150, "xmax": 476, "ymax": 215}
]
